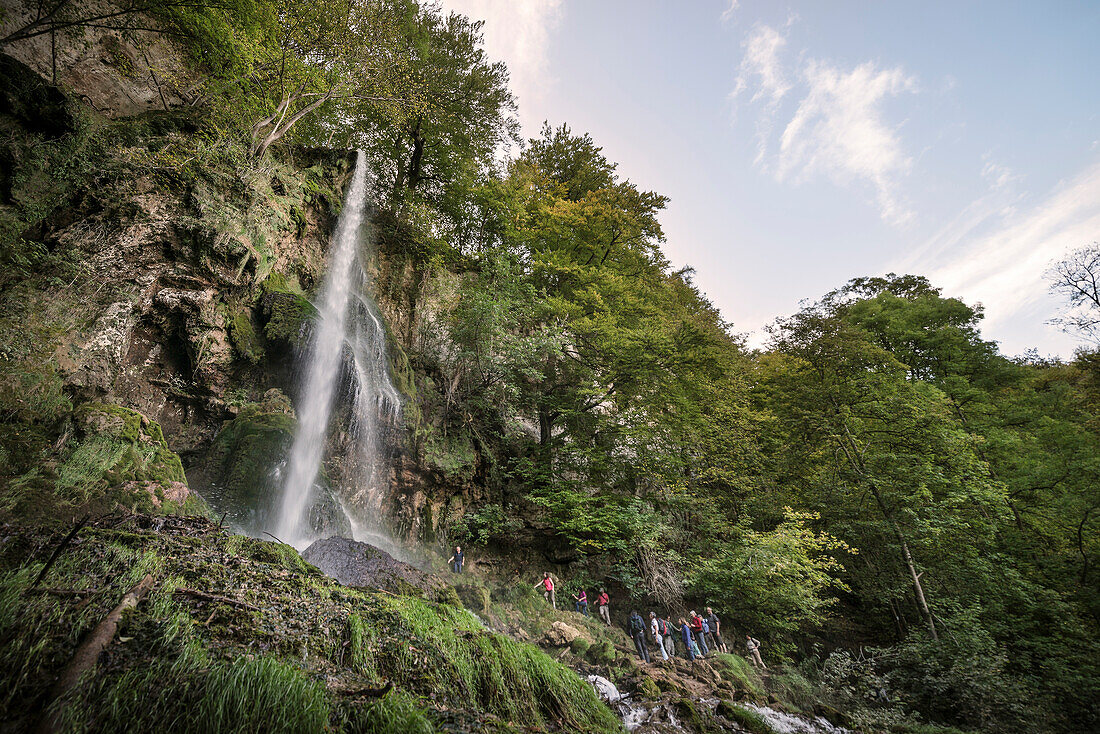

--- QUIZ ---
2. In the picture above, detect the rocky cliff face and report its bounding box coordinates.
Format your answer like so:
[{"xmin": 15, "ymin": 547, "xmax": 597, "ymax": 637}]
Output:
[{"xmin": 0, "ymin": 36, "xmax": 488, "ymax": 550}]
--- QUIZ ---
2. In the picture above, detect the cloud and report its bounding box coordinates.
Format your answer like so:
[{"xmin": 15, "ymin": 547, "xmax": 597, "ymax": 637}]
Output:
[
  {"xmin": 732, "ymin": 24, "xmax": 790, "ymax": 106},
  {"xmin": 721, "ymin": 0, "xmax": 740, "ymax": 24},
  {"xmin": 435, "ymin": 0, "xmax": 562, "ymax": 132},
  {"xmin": 777, "ymin": 60, "xmax": 918, "ymax": 224},
  {"xmin": 731, "ymin": 25, "xmax": 919, "ymax": 224},
  {"xmin": 911, "ymin": 161, "xmax": 1100, "ymax": 348}
]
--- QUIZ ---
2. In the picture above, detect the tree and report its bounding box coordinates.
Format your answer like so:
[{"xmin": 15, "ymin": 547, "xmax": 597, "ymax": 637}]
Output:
[{"xmin": 1048, "ymin": 242, "xmax": 1100, "ymax": 344}]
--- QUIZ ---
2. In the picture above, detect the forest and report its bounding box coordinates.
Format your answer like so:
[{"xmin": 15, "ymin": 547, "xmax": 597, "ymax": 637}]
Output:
[{"xmin": 0, "ymin": 1, "xmax": 1097, "ymax": 733}]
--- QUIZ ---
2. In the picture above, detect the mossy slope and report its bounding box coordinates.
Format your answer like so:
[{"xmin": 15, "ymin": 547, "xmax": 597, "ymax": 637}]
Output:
[{"xmin": 0, "ymin": 515, "xmax": 621, "ymax": 733}]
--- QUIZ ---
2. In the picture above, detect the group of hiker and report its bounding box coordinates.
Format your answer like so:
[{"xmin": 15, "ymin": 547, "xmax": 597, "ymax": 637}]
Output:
[
  {"xmin": 537, "ymin": 571, "xmax": 766, "ymax": 669},
  {"xmin": 447, "ymin": 553, "xmax": 767, "ymax": 669}
]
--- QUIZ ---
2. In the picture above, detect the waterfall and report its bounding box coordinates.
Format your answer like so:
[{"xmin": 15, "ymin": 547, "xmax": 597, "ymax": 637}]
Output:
[{"xmin": 272, "ymin": 150, "xmax": 402, "ymax": 550}]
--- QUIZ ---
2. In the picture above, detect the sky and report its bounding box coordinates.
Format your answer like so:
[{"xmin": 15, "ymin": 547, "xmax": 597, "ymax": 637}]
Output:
[{"xmin": 437, "ymin": 0, "xmax": 1100, "ymax": 357}]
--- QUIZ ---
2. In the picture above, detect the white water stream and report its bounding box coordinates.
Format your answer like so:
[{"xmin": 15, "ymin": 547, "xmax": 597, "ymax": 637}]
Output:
[{"xmin": 272, "ymin": 150, "xmax": 402, "ymax": 550}]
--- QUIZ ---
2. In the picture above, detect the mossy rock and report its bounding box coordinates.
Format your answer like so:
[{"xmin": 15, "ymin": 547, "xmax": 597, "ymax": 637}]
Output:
[
  {"xmin": 456, "ymin": 582, "xmax": 491, "ymax": 615},
  {"xmin": 570, "ymin": 637, "xmax": 591, "ymax": 657},
  {"xmin": 637, "ymin": 676, "xmax": 660, "ymax": 700},
  {"xmin": 200, "ymin": 390, "xmax": 295, "ymax": 533},
  {"xmin": 56, "ymin": 403, "xmax": 187, "ymax": 510},
  {"xmin": 228, "ymin": 306, "xmax": 265, "ymax": 364},
  {"xmin": 587, "ymin": 639, "xmax": 617, "ymax": 666},
  {"xmin": 259, "ymin": 272, "xmax": 316, "ymax": 349}
]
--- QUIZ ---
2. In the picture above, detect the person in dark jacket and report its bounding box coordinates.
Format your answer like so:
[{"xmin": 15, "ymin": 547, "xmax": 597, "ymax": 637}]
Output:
[
  {"xmin": 447, "ymin": 546, "xmax": 464, "ymax": 573},
  {"xmin": 628, "ymin": 610, "xmax": 649, "ymax": 663},
  {"xmin": 705, "ymin": 606, "xmax": 726, "ymax": 652}
]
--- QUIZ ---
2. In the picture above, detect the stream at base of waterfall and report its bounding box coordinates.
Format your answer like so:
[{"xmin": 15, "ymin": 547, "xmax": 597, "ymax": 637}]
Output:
[{"xmin": 270, "ymin": 149, "xmax": 403, "ymax": 555}]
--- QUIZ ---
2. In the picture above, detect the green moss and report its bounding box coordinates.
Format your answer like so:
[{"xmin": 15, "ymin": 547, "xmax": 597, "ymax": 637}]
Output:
[
  {"xmin": 343, "ymin": 691, "xmax": 436, "ymax": 734},
  {"xmin": 587, "ymin": 639, "xmax": 617, "ymax": 666},
  {"xmin": 54, "ymin": 404, "xmax": 187, "ymax": 508},
  {"xmin": 713, "ymin": 653, "xmax": 765, "ymax": 698},
  {"xmin": 422, "ymin": 430, "xmax": 477, "ymax": 482},
  {"xmin": 202, "ymin": 392, "xmax": 295, "ymax": 529},
  {"xmin": 570, "ymin": 637, "xmax": 591, "ymax": 657},
  {"xmin": 229, "ymin": 307, "xmax": 265, "ymax": 364},
  {"xmin": 260, "ymin": 272, "xmax": 316, "ymax": 348},
  {"xmin": 723, "ymin": 704, "xmax": 779, "ymax": 734},
  {"xmin": 637, "ymin": 676, "xmax": 660, "ymax": 700}
]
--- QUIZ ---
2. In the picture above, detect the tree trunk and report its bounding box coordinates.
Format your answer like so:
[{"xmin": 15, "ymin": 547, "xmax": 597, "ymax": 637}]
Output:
[{"xmin": 869, "ymin": 483, "xmax": 938, "ymax": 641}]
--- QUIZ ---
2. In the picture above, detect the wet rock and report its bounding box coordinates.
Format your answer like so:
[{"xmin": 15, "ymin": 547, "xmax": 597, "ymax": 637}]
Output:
[{"xmin": 302, "ymin": 536, "xmax": 442, "ymax": 596}]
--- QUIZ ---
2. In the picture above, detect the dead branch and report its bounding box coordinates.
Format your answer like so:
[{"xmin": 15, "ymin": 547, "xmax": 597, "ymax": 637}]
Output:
[
  {"xmin": 36, "ymin": 574, "xmax": 156, "ymax": 734},
  {"xmin": 31, "ymin": 516, "xmax": 89, "ymax": 589}
]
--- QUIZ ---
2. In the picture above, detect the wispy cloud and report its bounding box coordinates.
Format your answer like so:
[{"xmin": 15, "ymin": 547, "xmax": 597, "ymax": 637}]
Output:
[
  {"xmin": 911, "ymin": 161, "xmax": 1100, "ymax": 345},
  {"xmin": 721, "ymin": 0, "xmax": 740, "ymax": 24},
  {"xmin": 733, "ymin": 24, "xmax": 790, "ymax": 106},
  {"xmin": 436, "ymin": 0, "xmax": 563, "ymax": 131},
  {"xmin": 731, "ymin": 25, "xmax": 919, "ymax": 224},
  {"xmin": 778, "ymin": 60, "xmax": 918, "ymax": 224}
]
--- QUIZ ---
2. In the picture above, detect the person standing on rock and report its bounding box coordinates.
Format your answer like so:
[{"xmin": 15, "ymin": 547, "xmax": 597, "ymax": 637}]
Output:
[
  {"xmin": 629, "ymin": 610, "xmax": 649, "ymax": 663},
  {"xmin": 448, "ymin": 546, "xmax": 464, "ymax": 573},
  {"xmin": 596, "ymin": 588, "xmax": 611, "ymax": 625},
  {"xmin": 679, "ymin": 618, "xmax": 698, "ymax": 662},
  {"xmin": 705, "ymin": 607, "xmax": 726, "ymax": 653},
  {"xmin": 746, "ymin": 634, "xmax": 767, "ymax": 669},
  {"xmin": 649, "ymin": 612, "xmax": 668, "ymax": 661},
  {"xmin": 659, "ymin": 616, "xmax": 677, "ymax": 658},
  {"xmin": 535, "ymin": 572, "xmax": 556, "ymax": 608},
  {"xmin": 689, "ymin": 611, "xmax": 710, "ymax": 657},
  {"xmin": 573, "ymin": 588, "xmax": 589, "ymax": 615}
]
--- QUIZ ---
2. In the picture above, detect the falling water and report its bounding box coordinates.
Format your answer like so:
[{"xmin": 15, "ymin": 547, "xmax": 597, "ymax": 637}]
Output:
[{"xmin": 272, "ymin": 150, "xmax": 402, "ymax": 550}]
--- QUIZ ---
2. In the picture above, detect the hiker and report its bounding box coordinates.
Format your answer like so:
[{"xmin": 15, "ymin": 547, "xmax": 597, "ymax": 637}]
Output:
[
  {"xmin": 596, "ymin": 588, "xmax": 611, "ymax": 625},
  {"xmin": 447, "ymin": 546, "xmax": 464, "ymax": 574},
  {"xmin": 659, "ymin": 616, "xmax": 677, "ymax": 658},
  {"xmin": 689, "ymin": 610, "xmax": 710, "ymax": 657},
  {"xmin": 535, "ymin": 572, "xmax": 556, "ymax": 609},
  {"xmin": 628, "ymin": 610, "xmax": 649, "ymax": 663},
  {"xmin": 746, "ymin": 634, "xmax": 767, "ymax": 669},
  {"xmin": 705, "ymin": 607, "xmax": 726, "ymax": 653},
  {"xmin": 678, "ymin": 618, "xmax": 699, "ymax": 662},
  {"xmin": 649, "ymin": 612, "xmax": 668, "ymax": 661},
  {"xmin": 573, "ymin": 588, "xmax": 589, "ymax": 615}
]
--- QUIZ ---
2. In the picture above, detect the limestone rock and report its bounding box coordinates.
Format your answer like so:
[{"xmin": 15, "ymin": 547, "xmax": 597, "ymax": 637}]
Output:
[{"xmin": 541, "ymin": 621, "xmax": 589, "ymax": 647}]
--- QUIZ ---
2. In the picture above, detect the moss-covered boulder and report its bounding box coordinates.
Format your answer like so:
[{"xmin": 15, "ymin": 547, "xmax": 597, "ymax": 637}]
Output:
[
  {"xmin": 199, "ymin": 389, "xmax": 295, "ymax": 533},
  {"xmin": 53, "ymin": 402, "xmax": 188, "ymax": 512},
  {"xmin": 260, "ymin": 273, "xmax": 316, "ymax": 349}
]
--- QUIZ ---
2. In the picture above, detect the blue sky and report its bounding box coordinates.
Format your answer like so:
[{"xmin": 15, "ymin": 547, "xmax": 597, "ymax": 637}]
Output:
[{"xmin": 440, "ymin": 1, "xmax": 1100, "ymax": 357}]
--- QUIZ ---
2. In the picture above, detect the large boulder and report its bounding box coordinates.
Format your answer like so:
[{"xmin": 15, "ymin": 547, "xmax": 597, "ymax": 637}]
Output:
[
  {"xmin": 302, "ymin": 536, "xmax": 443, "ymax": 597},
  {"xmin": 541, "ymin": 621, "xmax": 589, "ymax": 647}
]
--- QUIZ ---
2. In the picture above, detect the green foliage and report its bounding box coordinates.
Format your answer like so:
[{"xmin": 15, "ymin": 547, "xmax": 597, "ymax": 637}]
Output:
[
  {"xmin": 451, "ymin": 503, "xmax": 521, "ymax": 546},
  {"xmin": 229, "ymin": 307, "xmax": 265, "ymax": 363}
]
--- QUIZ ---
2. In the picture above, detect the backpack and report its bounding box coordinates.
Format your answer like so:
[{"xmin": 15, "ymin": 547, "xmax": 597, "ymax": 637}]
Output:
[
  {"xmin": 629, "ymin": 615, "xmax": 644, "ymax": 634},
  {"xmin": 702, "ymin": 618, "xmax": 710, "ymax": 634},
  {"xmin": 659, "ymin": 619, "xmax": 671, "ymax": 636}
]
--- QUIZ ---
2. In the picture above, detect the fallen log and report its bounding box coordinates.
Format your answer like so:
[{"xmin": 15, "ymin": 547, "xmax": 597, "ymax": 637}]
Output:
[
  {"xmin": 36, "ymin": 574, "xmax": 156, "ymax": 734},
  {"xmin": 173, "ymin": 587, "xmax": 260, "ymax": 611}
]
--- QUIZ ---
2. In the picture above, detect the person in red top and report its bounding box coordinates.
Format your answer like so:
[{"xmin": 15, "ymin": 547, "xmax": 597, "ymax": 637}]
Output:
[
  {"xmin": 596, "ymin": 588, "xmax": 611, "ymax": 625},
  {"xmin": 534, "ymin": 572, "xmax": 556, "ymax": 609},
  {"xmin": 689, "ymin": 610, "xmax": 710, "ymax": 656}
]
